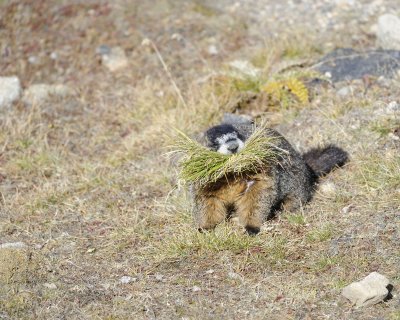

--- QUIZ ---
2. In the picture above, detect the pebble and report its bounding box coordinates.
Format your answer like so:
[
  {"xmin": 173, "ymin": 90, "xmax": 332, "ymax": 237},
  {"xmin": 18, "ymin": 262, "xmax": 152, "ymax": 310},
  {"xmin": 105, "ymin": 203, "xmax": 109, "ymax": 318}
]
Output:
[
  {"xmin": 155, "ymin": 274, "xmax": 164, "ymax": 281},
  {"xmin": 337, "ymin": 86, "xmax": 353, "ymax": 97},
  {"xmin": 119, "ymin": 276, "xmax": 136, "ymax": 284},
  {"xmin": 0, "ymin": 76, "xmax": 21, "ymax": 109},
  {"xmin": 207, "ymin": 44, "xmax": 219, "ymax": 56},
  {"xmin": 342, "ymin": 272, "xmax": 391, "ymax": 307},
  {"xmin": 228, "ymin": 60, "xmax": 261, "ymax": 78},
  {"xmin": 192, "ymin": 286, "xmax": 201, "ymax": 292},
  {"xmin": 387, "ymin": 101, "xmax": 399, "ymax": 112},
  {"xmin": 0, "ymin": 242, "xmax": 27, "ymax": 249},
  {"xmin": 100, "ymin": 46, "xmax": 128, "ymax": 72},
  {"xmin": 376, "ymin": 14, "xmax": 400, "ymax": 50},
  {"xmin": 43, "ymin": 282, "xmax": 57, "ymax": 289},
  {"xmin": 319, "ymin": 181, "xmax": 337, "ymax": 196}
]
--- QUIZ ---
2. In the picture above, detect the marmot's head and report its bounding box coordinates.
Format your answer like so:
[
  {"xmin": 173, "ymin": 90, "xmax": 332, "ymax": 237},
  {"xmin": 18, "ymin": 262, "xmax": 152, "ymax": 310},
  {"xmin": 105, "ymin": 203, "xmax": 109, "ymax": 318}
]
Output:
[{"xmin": 205, "ymin": 124, "xmax": 245, "ymax": 155}]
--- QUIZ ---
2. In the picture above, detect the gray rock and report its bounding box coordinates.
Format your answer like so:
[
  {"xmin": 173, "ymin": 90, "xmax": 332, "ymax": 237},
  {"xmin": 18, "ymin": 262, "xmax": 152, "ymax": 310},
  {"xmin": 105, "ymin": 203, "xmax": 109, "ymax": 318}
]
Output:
[
  {"xmin": 119, "ymin": 275, "xmax": 136, "ymax": 284},
  {"xmin": 377, "ymin": 14, "xmax": 400, "ymax": 50},
  {"xmin": 387, "ymin": 101, "xmax": 399, "ymax": 112},
  {"xmin": 315, "ymin": 48, "xmax": 400, "ymax": 82},
  {"xmin": 101, "ymin": 46, "xmax": 128, "ymax": 72},
  {"xmin": 228, "ymin": 60, "xmax": 261, "ymax": 78},
  {"xmin": 0, "ymin": 76, "xmax": 21, "ymax": 108},
  {"xmin": 22, "ymin": 84, "xmax": 74, "ymax": 105},
  {"xmin": 222, "ymin": 113, "xmax": 253, "ymax": 125},
  {"xmin": 337, "ymin": 86, "xmax": 353, "ymax": 97},
  {"xmin": 342, "ymin": 272, "xmax": 391, "ymax": 307},
  {"xmin": 0, "ymin": 242, "xmax": 27, "ymax": 249}
]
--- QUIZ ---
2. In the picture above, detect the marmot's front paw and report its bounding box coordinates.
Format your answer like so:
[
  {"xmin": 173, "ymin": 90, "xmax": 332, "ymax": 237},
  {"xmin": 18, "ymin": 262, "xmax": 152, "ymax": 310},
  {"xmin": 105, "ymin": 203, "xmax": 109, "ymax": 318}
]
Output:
[{"xmin": 245, "ymin": 226, "xmax": 260, "ymax": 235}]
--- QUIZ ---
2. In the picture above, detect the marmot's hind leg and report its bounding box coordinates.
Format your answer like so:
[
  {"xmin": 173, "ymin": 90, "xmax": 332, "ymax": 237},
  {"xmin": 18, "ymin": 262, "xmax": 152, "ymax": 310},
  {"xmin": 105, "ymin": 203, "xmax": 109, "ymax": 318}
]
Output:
[{"xmin": 235, "ymin": 177, "xmax": 277, "ymax": 235}]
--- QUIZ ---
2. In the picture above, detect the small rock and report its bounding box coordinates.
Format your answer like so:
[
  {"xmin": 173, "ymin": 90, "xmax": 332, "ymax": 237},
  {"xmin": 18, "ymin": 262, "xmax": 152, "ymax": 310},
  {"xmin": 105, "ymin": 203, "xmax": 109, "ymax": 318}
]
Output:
[
  {"xmin": 228, "ymin": 271, "xmax": 242, "ymax": 280},
  {"xmin": 101, "ymin": 46, "xmax": 128, "ymax": 72},
  {"xmin": 319, "ymin": 181, "xmax": 337, "ymax": 195},
  {"xmin": 228, "ymin": 60, "xmax": 261, "ymax": 78},
  {"xmin": 207, "ymin": 44, "xmax": 218, "ymax": 56},
  {"xmin": 50, "ymin": 52, "xmax": 58, "ymax": 60},
  {"xmin": 205, "ymin": 269, "xmax": 214, "ymax": 274},
  {"xmin": 22, "ymin": 83, "xmax": 74, "ymax": 105},
  {"xmin": 120, "ymin": 276, "xmax": 136, "ymax": 284},
  {"xmin": 387, "ymin": 101, "xmax": 399, "ymax": 112},
  {"xmin": 0, "ymin": 76, "xmax": 21, "ymax": 108},
  {"xmin": 43, "ymin": 282, "xmax": 57, "ymax": 289},
  {"xmin": 0, "ymin": 242, "xmax": 27, "ymax": 249},
  {"xmin": 376, "ymin": 14, "xmax": 400, "ymax": 50},
  {"xmin": 155, "ymin": 274, "xmax": 164, "ymax": 281},
  {"xmin": 192, "ymin": 286, "xmax": 201, "ymax": 292},
  {"xmin": 341, "ymin": 204, "xmax": 354, "ymax": 214},
  {"xmin": 337, "ymin": 86, "xmax": 353, "ymax": 97},
  {"xmin": 342, "ymin": 272, "xmax": 391, "ymax": 307},
  {"xmin": 96, "ymin": 44, "xmax": 111, "ymax": 55},
  {"xmin": 28, "ymin": 56, "xmax": 38, "ymax": 64}
]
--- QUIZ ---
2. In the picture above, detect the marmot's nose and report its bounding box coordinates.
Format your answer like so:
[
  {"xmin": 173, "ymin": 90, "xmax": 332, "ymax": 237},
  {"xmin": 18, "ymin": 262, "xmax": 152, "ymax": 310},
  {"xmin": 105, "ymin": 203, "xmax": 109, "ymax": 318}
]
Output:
[{"xmin": 227, "ymin": 142, "xmax": 239, "ymax": 153}]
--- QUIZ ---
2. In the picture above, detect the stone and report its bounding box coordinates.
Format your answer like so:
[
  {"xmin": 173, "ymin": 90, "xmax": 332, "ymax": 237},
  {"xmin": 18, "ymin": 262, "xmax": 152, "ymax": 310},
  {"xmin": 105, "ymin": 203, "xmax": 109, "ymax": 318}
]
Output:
[
  {"xmin": 387, "ymin": 101, "xmax": 399, "ymax": 112},
  {"xmin": 192, "ymin": 286, "xmax": 201, "ymax": 292},
  {"xmin": 101, "ymin": 46, "xmax": 128, "ymax": 72},
  {"xmin": 376, "ymin": 14, "xmax": 400, "ymax": 50},
  {"xmin": 22, "ymin": 84, "xmax": 74, "ymax": 105},
  {"xmin": 43, "ymin": 282, "xmax": 57, "ymax": 289},
  {"xmin": 319, "ymin": 181, "xmax": 337, "ymax": 195},
  {"xmin": 315, "ymin": 48, "xmax": 400, "ymax": 82},
  {"xmin": 342, "ymin": 272, "xmax": 391, "ymax": 307},
  {"xmin": 337, "ymin": 86, "xmax": 353, "ymax": 97},
  {"xmin": 228, "ymin": 60, "xmax": 261, "ymax": 78},
  {"xmin": 0, "ymin": 76, "xmax": 21, "ymax": 108},
  {"xmin": 0, "ymin": 242, "xmax": 27, "ymax": 249},
  {"xmin": 207, "ymin": 44, "xmax": 219, "ymax": 56},
  {"xmin": 120, "ymin": 276, "xmax": 136, "ymax": 284},
  {"xmin": 155, "ymin": 274, "xmax": 164, "ymax": 281}
]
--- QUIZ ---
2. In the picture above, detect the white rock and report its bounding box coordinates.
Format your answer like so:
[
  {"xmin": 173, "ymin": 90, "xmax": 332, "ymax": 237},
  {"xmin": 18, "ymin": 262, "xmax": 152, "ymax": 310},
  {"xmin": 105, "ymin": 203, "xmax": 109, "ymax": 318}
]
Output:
[
  {"xmin": 43, "ymin": 282, "xmax": 57, "ymax": 289},
  {"xmin": 120, "ymin": 276, "xmax": 136, "ymax": 284},
  {"xmin": 192, "ymin": 286, "xmax": 201, "ymax": 292},
  {"xmin": 22, "ymin": 84, "xmax": 74, "ymax": 105},
  {"xmin": 207, "ymin": 45, "xmax": 218, "ymax": 56},
  {"xmin": 228, "ymin": 271, "xmax": 242, "ymax": 280},
  {"xmin": 376, "ymin": 14, "xmax": 400, "ymax": 50},
  {"xmin": 155, "ymin": 274, "xmax": 164, "ymax": 281},
  {"xmin": 387, "ymin": 101, "xmax": 399, "ymax": 112},
  {"xmin": 337, "ymin": 86, "xmax": 353, "ymax": 97},
  {"xmin": 0, "ymin": 242, "xmax": 27, "ymax": 249},
  {"xmin": 101, "ymin": 46, "xmax": 128, "ymax": 72},
  {"xmin": 342, "ymin": 272, "xmax": 390, "ymax": 307},
  {"xmin": 319, "ymin": 181, "xmax": 337, "ymax": 195},
  {"xmin": 228, "ymin": 60, "xmax": 261, "ymax": 78},
  {"xmin": 0, "ymin": 76, "xmax": 21, "ymax": 108}
]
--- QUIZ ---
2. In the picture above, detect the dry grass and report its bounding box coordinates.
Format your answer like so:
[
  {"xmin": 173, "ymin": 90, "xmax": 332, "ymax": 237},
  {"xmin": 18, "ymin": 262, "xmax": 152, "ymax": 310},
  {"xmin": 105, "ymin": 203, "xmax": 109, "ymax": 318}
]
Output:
[
  {"xmin": 170, "ymin": 123, "xmax": 281, "ymax": 186},
  {"xmin": 0, "ymin": 1, "xmax": 399, "ymax": 319}
]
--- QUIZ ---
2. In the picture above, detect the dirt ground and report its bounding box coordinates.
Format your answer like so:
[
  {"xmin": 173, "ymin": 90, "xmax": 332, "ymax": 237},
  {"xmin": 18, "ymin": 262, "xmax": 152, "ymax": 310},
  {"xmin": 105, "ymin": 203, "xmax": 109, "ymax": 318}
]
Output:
[{"xmin": 0, "ymin": 0, "xmax": 399, "ymax": 319}]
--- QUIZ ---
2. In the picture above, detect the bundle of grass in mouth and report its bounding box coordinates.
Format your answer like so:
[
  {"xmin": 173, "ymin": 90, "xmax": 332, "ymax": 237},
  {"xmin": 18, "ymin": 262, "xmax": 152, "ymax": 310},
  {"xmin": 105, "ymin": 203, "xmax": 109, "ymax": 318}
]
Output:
[{"xmin": 171, "ymin": 123, "xmax": 282, "ymax": 187}]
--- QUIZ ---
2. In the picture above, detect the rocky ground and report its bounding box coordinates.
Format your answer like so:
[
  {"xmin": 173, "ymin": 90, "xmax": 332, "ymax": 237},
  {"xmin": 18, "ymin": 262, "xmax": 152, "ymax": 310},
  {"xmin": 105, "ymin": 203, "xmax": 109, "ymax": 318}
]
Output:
[{"xmin": 0, "ymin": 0, "xmax": 399, "ymax": 319}]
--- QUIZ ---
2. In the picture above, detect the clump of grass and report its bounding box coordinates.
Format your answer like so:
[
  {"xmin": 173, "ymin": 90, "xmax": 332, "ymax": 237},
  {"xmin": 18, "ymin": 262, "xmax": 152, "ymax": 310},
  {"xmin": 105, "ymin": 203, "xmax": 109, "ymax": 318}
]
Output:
[{"xmin": 170, "ymin": 123, "xmax": 283, "ymax": 187}]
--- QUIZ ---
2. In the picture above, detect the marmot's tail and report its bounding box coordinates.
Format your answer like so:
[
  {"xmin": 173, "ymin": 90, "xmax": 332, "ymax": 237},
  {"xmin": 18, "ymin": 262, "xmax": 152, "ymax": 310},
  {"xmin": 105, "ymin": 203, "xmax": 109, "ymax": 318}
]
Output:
[{"xmin": 303, "ymin": 145, "xmax": 348, "ymax": 177}]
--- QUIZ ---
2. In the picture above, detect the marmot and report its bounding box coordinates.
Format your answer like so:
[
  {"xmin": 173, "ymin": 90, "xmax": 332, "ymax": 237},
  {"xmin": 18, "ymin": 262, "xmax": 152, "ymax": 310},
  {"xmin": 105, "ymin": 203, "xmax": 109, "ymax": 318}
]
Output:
[{"xmin": 192, "ymin": 116, "xmax": 348, "ymax": 235}]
